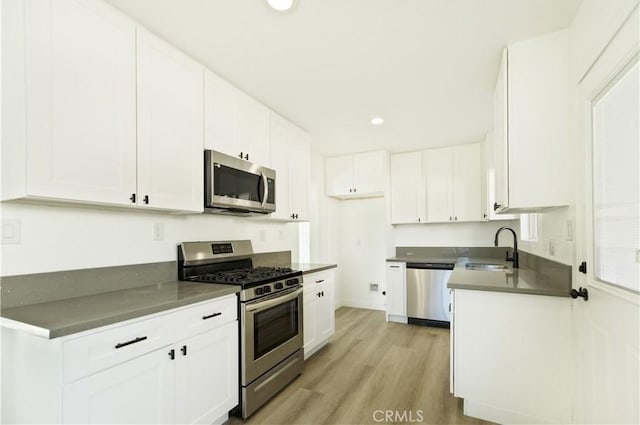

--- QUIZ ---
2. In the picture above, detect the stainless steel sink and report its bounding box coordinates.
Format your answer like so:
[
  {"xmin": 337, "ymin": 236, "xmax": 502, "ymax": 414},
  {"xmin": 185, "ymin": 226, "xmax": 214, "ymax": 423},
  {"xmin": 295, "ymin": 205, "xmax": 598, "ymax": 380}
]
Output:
[{"xmin": 464, "ymin": 263, "xmax": 508, "ymax": 271}]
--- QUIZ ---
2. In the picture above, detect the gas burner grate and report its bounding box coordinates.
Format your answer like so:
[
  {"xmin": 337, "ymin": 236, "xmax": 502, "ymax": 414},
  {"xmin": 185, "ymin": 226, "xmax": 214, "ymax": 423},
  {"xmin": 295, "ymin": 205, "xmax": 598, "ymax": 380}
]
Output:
[{"xmin": 194, "ymin": 266, "xmax": 295, "ymax": 284}]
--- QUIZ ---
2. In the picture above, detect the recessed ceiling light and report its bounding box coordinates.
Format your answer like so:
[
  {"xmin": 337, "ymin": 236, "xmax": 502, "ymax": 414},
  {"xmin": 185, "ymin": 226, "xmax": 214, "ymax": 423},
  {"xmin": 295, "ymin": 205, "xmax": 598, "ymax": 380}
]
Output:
[
  {"xmin": 266, "ymin": 0, "xmax": 296, "ymax": 12},
  {"xmin": 371, "ymin": 117, "xmax": 384, "ymax": 125}
]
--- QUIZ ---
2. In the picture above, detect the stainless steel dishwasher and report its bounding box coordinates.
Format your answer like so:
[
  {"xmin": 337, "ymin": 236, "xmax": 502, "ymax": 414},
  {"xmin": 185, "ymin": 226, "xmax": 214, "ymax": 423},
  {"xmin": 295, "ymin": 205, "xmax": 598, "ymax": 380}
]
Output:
[{"xmin": 406, "ymin": 262, "xmax": 454, "ymax": 327}]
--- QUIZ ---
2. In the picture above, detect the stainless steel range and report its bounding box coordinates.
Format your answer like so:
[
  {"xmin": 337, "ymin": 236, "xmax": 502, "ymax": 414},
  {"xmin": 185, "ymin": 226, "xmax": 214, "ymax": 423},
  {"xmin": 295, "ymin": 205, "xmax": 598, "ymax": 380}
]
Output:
[{"xmin": 178, "ymin": 241, "xmax": 303, "ymax": 419}]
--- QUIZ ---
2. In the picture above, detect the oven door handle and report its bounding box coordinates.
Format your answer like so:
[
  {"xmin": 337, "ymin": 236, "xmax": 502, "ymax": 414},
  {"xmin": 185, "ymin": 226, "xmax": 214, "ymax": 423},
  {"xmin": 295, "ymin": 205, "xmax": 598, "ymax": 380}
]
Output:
[
  {"xmin": 245, "ymin": 287, "xmax": 303, "ymax": 313},
  {"xmin": 260, "ymin": 171, "xmax": 269, "ymax": 208}
]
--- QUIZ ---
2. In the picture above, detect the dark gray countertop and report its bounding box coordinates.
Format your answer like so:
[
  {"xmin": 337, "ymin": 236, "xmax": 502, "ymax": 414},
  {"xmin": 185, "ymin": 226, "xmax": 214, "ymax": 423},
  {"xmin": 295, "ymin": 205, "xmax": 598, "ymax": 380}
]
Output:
[
  {"xmin": 0, "ymin": 281, "xmax": 239, "ymax": 339},
  {"xmin": 290, "ymin": 263, "xmax": 338, "ymax": 274},
  {"xmin": 387, "ymin": 247, "xmax": 572, "ymax": 298}
]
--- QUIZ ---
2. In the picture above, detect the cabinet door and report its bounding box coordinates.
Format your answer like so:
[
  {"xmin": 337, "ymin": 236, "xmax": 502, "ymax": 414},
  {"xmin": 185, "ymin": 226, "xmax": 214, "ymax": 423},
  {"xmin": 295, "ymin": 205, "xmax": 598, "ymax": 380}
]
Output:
[
  {"xmin": 316, "ymin": 279, "xmax": 335, "ymax": 342},
  {"xmin": 390, "ymin": 152, "xmax": 424, "ymax": 224},
  {"xmin": 425, "ymin": 147, "xmax": 453, "ymax": 222},
  {"xmin": 353, "ymin": 151, "xmax": 386, "ymax": 195},
  {"xmin": 452, "ymin": 144, "xmax": 482, "ymax": 222},
  {"xmin": 484, "ymin": 132, "xmax": 518, "ymax": 221},
  {"xmin": 237, "ymin": 92, "xmax": 271, "ymax": 167},
  {"xmin": 385, "ymin": 262, "xmax": 406, "ymax": 318},
  {"xmin": 325, "ymin": 156, "xmax": 354, "ymax": 196},
  {"xmin": 302, "ymin": 287, "xmax": 318, "ymax": 357},
  {"xmin": 63, "ymin": 347, "xmax": 174, "ymax": 424},
  {"xmin": 204, "ymin": 70, "xmax": 238, "ymax": 155},
  {"xmin": 270, "ymin": 113, "xmax": 292, "ymax": 220},
  {"xmin": 289, "ymin": 126, "xmax": 310, "ymax": 220},
  {"xmin": 494, "ymin": 48, "xmax": 509, "ymax": 211},
  {"xmin": 174, "ymin": 322, "xmax": 239, "ymax": 425},
  {"xmin": 23, "ymin": 0, "xmax": 136, "ymax": 205},
  {"xmin": 136, "ymin": 28, "xmax": 204, "ymax": 212}
]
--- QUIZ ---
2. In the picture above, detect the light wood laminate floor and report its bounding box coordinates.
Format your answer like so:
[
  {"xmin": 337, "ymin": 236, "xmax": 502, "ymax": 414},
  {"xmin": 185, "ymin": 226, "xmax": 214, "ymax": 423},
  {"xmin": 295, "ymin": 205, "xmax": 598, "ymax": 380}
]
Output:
[{"xmin": 227, "ymin": 307, "xmax": 493, "ymax": 425}]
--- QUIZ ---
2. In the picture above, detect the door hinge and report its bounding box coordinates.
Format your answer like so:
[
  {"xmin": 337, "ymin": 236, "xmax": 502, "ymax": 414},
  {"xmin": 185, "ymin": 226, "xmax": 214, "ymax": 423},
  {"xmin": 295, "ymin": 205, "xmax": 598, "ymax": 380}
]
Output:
[{"xmin": 578, "ymin": 261, "xmax": 587, "ymax": 274}]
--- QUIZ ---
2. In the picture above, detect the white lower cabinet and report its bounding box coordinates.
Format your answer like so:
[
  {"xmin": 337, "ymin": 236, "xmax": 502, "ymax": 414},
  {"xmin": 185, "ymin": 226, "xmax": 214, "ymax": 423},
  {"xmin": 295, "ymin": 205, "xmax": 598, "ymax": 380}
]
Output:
[
  {"xmin": 385, "ymin": 262, "xmax": 407, "ymax": 323},
  {"xmin": 451, "ymin": 289, "xmax": 572, "ymax": 424},
  {"xmin": 303, "ymin": 270, "xmax": 335, "ymax": 359},
  {"xmin": 2, "ymin": 295, "xmax": 239, "ymax": 425},
  {"xmin": 63, "ymin": 347, "xmax": 175, "ymax": 424}
]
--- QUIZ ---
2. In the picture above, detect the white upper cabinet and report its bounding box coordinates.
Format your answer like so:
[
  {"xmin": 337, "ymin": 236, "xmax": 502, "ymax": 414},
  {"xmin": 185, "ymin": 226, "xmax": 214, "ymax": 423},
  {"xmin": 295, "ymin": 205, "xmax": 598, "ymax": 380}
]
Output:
[
  {"xmin": 390, "ymin": 151, "xmax": 425, "ymax": 224},
  {"xmin": 2, "ymin": 0, "xmax": 137, "ymax": 205},
  {"xmin": 325, "ymin": 151, "xmax": 388, "ymax": 199},
  {"xmin": 483, "ymin": 131, "xmax": 518, "ymax": 221},
  {"xmin": 494, "ymin": 30, "xmax": 571, "ymax": 213},
  {"xmin": 204, "ymin": 70, "xmax": 271, "ymax": 166},
  {"xmin": 425, "ymin": 144, "xmax": 482, "ymax": 223},
  {"xmin": 136, "ymin": 28, "xmax": 204, "ymax": 213},
  {"xmin": 269, "ymin": 112, "xmax": 310, "ymax": 221}
]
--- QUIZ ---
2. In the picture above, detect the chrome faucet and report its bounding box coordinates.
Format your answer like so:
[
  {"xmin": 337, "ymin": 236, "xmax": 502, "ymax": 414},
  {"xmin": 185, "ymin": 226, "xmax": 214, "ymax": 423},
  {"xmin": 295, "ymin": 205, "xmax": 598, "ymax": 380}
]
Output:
[{"xmin": 494, "ymin": 226, "xmax": 519, "ymax": 268}]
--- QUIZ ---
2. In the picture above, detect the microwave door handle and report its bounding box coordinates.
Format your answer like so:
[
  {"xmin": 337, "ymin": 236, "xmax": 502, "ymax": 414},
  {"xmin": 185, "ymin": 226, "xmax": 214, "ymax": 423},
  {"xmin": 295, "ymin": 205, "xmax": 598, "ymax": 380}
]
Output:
[{"xmin": 260, "ymin": 171, "xmax": 268, "ymax": 207}]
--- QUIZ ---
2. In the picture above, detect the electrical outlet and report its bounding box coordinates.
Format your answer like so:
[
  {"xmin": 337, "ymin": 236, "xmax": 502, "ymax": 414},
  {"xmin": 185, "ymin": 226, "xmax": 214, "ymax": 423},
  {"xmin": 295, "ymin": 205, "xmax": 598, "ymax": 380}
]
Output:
[
  {"xmin": 153, "ymin": 223, "xmax": 164, "ymax": 241},
  {"xmin": 548, "ymin": 239, "xmax": 556, "ymax": 256},
  {"xmin": 1, "ymin": 219, "xmax": 21, "ymax": 245},
  {"xmin": 369, "ymin": 283, "xmax": 379, "ymax": 292}
]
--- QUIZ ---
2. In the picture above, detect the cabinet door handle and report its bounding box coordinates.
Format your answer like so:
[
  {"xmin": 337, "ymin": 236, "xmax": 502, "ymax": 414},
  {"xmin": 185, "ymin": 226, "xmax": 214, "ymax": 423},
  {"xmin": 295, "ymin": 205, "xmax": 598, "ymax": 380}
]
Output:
[
  {"xmin": 315, "ymin": 279, "xmax": 324, "ymax": 283},
  {"xmin": 349, "ymin": 188, "xmax": 352, "ymax": 193},
  {"xmin": 129, "ymin": 193, "xmax": 136, "ymax": 203},
  {"xmin": 454, "ymin": 216, "xmax": 458, "ymax": 221},
  {"xmin": 353, "ymin": 188, "xmax": 357, "ymax": 192},
  {"xmin": 143, "ymin": 195, "xmax": 149, "ymax": 204},
  {"xmin": 245, "ymin": 153, "xmax": 249, "ymax": 160},
  {"xmin": 449, "ymin": 216, "xmax": 452, "ymax": 221},
  {"xmin": 321, "ymin": 291, "xmax": 324, "ymax": 297},
  {"xmin": 181, "ymin": 345, "xmax": 187, "ymax": 356},
  {"xmin": 494, "ymin": 202, "xmax": 501, "ymax": 211},
  {"xmin": 168, "ymin": 349, "xmax": 175, "ymax": 360},
  {"xmin": 202, "ymin": 312, "xmax": 222, "ymax": 320},
  {"xmin": 382, "ymin": 291, "xmax": 386, "ymax": 295},
  {"xmin": 115, "ymin": 336, "xmax": 147, "ymax": 349},
  {"xmin": 239, "ymin": 152, "xmax": 244, "ymax": 159}
]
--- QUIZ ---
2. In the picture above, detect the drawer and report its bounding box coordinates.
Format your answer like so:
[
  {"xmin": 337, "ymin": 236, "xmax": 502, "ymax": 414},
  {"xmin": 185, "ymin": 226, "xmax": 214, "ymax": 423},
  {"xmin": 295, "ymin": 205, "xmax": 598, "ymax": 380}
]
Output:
[
  {"xmin": 177, "ymin": 294, "xmax": 237, "ymax": 339},
  {"xmin": 303, "ymin": 270, "xmax": 333, "ymax": 294},
  {"xmin": 63, "ymin": 313, "xmax": 174, "ymax": 383}
]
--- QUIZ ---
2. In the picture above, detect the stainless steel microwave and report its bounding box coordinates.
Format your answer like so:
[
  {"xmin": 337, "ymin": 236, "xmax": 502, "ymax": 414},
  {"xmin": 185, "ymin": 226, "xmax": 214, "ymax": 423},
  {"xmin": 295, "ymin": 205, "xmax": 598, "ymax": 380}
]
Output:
[{"xmin": 204, "ymin": 150, "xmax": 276, "ymax": 215}]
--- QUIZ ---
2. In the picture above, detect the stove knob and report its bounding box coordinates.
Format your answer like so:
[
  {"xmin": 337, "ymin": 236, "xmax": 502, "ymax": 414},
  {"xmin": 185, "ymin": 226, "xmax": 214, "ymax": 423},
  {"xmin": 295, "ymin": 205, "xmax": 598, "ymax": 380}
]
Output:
[
  {"xmin": 285, "ymin": 279, "xmax": 293, "ymax": 286},
  {"xmin": 275, "ymin": 282, "xmax": 284, "ymax": 290},
  {"xmin": 290, "ymin": 278, "xmax": 299, "ymax": 286},
  {"xmin": 263, "ymin": 286, "xmax": 271, "ymax": 293},
  {"xmin": 255, "ymin": 287, "xmax": 264, "ymax": 295}
]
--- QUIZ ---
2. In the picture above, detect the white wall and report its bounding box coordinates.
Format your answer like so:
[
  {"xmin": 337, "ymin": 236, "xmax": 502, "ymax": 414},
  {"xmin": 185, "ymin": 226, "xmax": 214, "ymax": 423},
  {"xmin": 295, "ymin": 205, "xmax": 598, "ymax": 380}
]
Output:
[
  {"xmin": 0, "ymin": 202, "xmax": 298, "ymax": 276},
  {"xmin": 331, "ymin": 197, "xmax": 393, "ymax": 311}
]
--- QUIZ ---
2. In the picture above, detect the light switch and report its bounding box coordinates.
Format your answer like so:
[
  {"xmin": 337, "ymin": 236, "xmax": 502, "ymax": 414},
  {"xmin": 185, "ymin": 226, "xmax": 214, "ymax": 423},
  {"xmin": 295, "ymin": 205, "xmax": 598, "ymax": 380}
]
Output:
[
  {"xmin": 153, "ymin": 223, "xmax": 164, "ymax": 241},
  {"xmin": 1, "ymin": 219, "xmax": 21, "ymax": 245}
]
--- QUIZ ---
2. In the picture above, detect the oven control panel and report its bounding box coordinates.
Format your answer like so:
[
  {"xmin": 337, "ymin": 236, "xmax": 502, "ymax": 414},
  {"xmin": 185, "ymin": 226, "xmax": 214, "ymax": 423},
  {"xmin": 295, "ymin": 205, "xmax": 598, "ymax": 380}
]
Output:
[{"xmin": 241, "ymin": 277, "xmax": 302, "ymax": 302}]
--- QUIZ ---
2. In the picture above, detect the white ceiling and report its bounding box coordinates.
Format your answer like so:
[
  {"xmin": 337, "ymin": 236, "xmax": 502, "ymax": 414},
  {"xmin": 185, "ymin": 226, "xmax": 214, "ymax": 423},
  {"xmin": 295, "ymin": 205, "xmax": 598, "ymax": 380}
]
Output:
[{"xmin": 105, "ymin": 0, "xmax": 581, "ymax": 156}]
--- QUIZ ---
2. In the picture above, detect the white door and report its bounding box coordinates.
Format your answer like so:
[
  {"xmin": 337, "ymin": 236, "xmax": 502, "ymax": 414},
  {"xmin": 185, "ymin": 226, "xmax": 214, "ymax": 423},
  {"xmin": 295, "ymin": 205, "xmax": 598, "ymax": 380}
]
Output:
[
  {"xmin": 204, "ymin": 70, "xmax": 238, "ymax": 155},
  {"xmin": 303, "ymin": 287, "xmax": 318, "ymax": 356},
  {"xmin": 316, "ymin": 280, "xmax": 335, "ymax": 341},
  {"xmin": 63, "ymin": 348, "xmax": 174, "ymax": 424},
  {"xmin": 575, "ymin": 9, "xmax": 639, "ymax": 424},
  {"xmin": 425, "ymin": 147, "xmax": 453, "ymax": 223},
  {"xmin": 270, "ymin": 113, "xmax": 292, "ymax": 220},
  {"xmin": 385, "ymin": 262, "xmax": 406, "ymax": 318},
  {"xmin": 452, "ymin": 143, "xmax": 482, "ymax": 222},
  {"xmin": 23, "ymin": 0, "xmax": 137, "ymax": 205},
  {"xmin": 493, "ymin": 48, "xmax": 509, "ymax": 211},
  {"xmin": 136, "ymin": 28, "xmax": 204, "ymax": 212},
  {"xmin": 289, "ymin": 126, "xmax": 310, "ymax": 220},
  {"xmin": 325, "ymin": 156, "xmax": 354, "ymax": 196},
  {"xmin": 353, "ymin": 151, "xmax": 385, "ymax": 195},
  {"xmin": 174, "ymin": 323, "xmax": 239, "ymax": 425},
  {"xmin": 236, "ymin": 92, "xmax": 271, "ymax": 166},
  {"xmin": 390, "ymin": 151, "xmax": 423, "ymax": 224}
]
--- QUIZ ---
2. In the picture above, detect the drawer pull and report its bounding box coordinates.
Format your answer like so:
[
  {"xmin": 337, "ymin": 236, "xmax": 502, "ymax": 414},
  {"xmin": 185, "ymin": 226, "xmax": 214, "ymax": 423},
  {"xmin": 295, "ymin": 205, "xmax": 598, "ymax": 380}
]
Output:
[
  {"xmin": 202, "ymin": 312, "xmax": 222, "ymax": 320},
  {"xmin": 315, "ymin": 279, "xmax": 324, "ymax": 283},
  {"xmin": 181, "ymin": 345, "xmax": 188, "ymax": 356},
  {"xmin": 114, "ymin": 336, "xmax": 147, "ymax": 349},
  {"xmin": 389, "ymin": 265, "xmax": 400, "ymax": 268}
]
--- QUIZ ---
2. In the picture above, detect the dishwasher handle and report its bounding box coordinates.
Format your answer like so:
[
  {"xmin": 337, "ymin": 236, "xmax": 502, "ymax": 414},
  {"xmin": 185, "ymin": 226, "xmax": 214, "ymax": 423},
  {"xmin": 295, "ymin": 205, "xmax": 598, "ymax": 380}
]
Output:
[{"xmin": 406, "ymin": 262, "xmax": 455, "ymax": 270}]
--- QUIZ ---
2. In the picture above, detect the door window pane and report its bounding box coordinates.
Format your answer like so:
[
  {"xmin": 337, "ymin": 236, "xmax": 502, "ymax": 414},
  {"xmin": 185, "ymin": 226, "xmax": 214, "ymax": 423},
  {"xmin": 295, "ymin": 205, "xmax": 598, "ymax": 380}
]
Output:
[{"xmin": 592, "ymin": 59, "xmax": 640, "ymax": 293}]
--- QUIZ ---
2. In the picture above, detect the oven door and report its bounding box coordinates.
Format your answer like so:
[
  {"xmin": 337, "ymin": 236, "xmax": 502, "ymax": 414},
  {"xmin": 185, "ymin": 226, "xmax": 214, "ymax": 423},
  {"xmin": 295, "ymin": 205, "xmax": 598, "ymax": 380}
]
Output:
[{"xmin": 241, "ymin": 287, "xmax": 303, "ymax": 385}]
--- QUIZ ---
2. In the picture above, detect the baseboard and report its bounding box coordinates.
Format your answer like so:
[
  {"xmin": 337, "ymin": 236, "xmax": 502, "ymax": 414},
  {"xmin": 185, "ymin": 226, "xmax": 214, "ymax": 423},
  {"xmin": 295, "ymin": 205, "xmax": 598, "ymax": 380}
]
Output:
[
  {"xmin": 340, "ymin": 299, "xmax": 385, "ymax": 311},
  {"xmin": 464, "ymin": 399, "xmax": 559, "ymax": 424}
]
